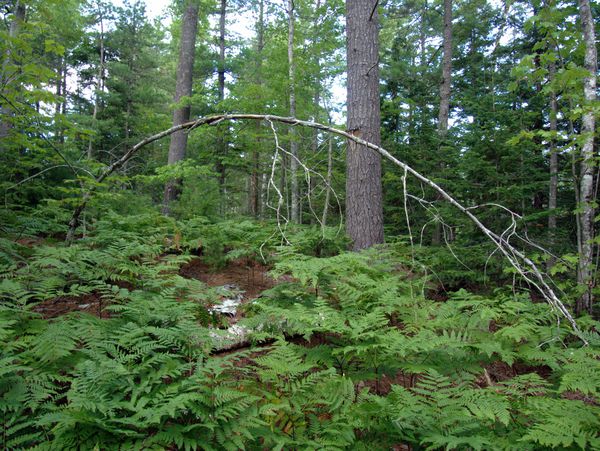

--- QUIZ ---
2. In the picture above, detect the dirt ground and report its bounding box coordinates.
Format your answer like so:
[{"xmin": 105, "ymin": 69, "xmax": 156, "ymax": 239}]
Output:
[
  {"xmin": 33, "ymin": 293, "xmax": 110, "ymax": 319},
  {"xmin": 33, "ymin": 257, "xmax": 277, "ymax": 319},
  {"xmin": 179, "ymin": 257, "xmax": 278, "ymax": 300}
]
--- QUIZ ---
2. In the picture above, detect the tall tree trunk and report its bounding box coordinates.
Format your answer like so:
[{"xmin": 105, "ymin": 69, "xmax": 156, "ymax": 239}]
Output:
[
  {"xmin": 54, "ymin": 57, "xmax": 63, "ymax": 142},
  {"xmin": 216, "ymin": 0, "xmax": 227, "ymax": 205},
  {"xmin": 547, "ymin": 56, "xmax": 558, "ymax": 265},
  {"xmin": 217, "ymin": 0, "xmax": 226, "ymax": 103},
  {"xmin": 0, "ymin": 0, "xmax": 26, "ymax": 143},
  {"xmin": 248, "ymin": 0, "xmax": 264, "ymax": 218},
  {"xmin": 569, "ymin": 105, "xmax": 583, "ymax": 261},
  {"xmin": 88, "ymin": 8, "xmax": 105, "ymax": 159},
  {"xmin": 576, "ymin": 0, "xmax": 597, "ymax": 315},
  {"xmin": 54, "ymin": 56, "xmax": 68, "ymax": 144},
  {"xmin": 345, "ymin": 0, "xmax": 384, "ymax": 250},
  {"xmin": 432, "ymin": 0, "xmax": 453, "ymax": 245},
  {"xmin": 280, "ymin": 152, "xmax": 288, "ymax": 219},
  {"xmin": 260, "ymin": 172, "xmax": 267, "ymax": 217},
  {"xmin": 288, "ymin": 0, "xmax": 300, "ymax": 223},
  {"xmin": 58, "ymin": 58, "xmax": 67, "ymax": 144},
  {"xmin": 311, "ymin": 0, "xmax": 322, "ymax": 226},
  {"xmin": 309, "ymin": 89, "xmax": 320, "ymax": 225},
  {"xmin": 419, "ymin": 0, "xmax": 427, "ymax": 138},
  {"xmin": 438, "ymin": 0, "xmax": 452, "ymax": 137},
  {"xmin": 162, "ymin": 0, "xmax": 200, "ymax": 215},
  {"xmin": 55, "ymin": 58, "xmax": 63, "ymax": 117}
]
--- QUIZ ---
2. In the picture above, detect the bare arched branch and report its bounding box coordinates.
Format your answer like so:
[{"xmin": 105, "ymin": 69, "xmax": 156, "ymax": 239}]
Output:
[{"xmin": 65, "ymin": 113, "xmax": 585, "ymax": 341}]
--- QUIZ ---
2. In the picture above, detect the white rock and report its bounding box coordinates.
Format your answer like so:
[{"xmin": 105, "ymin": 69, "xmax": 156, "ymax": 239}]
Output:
[{"xmin": 209, "ymin": 284, "xmax": 245, "ymax": 316}]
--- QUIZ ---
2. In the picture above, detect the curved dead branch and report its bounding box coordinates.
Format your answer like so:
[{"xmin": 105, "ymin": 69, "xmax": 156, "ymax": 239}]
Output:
[{"xmin": 65, "ymin": 113, "xmax": 586, "ymax": 341}]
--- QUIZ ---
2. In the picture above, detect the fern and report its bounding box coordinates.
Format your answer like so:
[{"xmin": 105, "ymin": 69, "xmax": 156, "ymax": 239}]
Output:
[
  {"xmin": 557, "ymin": 349, "xmax": 600, "ymax": 397},
  {"xmin": 2, "ymin": 211, "xmax": 600, "ymax": 450},
  {"xmin": 519, "ymin": 398, "xmax": 600, "ymax": 449}
]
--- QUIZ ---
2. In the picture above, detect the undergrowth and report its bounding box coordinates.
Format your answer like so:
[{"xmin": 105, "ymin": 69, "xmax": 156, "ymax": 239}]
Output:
[{"xmin": 0, "ymin": 209, "xmax": 599, "ymax": 450}]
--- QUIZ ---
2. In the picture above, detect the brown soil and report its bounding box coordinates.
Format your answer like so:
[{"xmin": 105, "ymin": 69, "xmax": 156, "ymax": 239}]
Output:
[
  {"xmin": 356, "ymin": 370, "xmax": 418, "ymax": 396},
  {"xmin": 32, "ymin": 258, "xmax": 277, "ymax": 320},
  {"xmin": 179, "ymin": 257, "xmax": 278, "ymax": 300},
  {"xmin": 480, "ymin": 360, "xmax": 553, "ymax": 385},
  {"xmin": 33, "ymin": 293, "xmax": 111, "ymax": 319},
  {"xmin": 561, "ymin": 390, "xmax": 598, "ymax": 406},
  {"xmin": 16, "ymin": 237, "xmax": 48, "ymax": 247},
  {"xmin": 32, "ymin": 280, "xmax": 135, "ymax": 319}
]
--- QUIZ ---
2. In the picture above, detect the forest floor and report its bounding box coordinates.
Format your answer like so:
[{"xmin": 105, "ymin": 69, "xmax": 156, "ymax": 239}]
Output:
[
  {"xmin": 179, "ymin": 258, "xmax": 277, "ymax": 300},
  {"xmin": 179, "ymin": 257, "xmax": 281, "ymax": 325},
  {"xmin": 33, "ymin": 256, "xmax": 279, "ymax": 322},
  {"xmin": 31, "ymin": 254, "xmax": 556, "ymax": 391}
]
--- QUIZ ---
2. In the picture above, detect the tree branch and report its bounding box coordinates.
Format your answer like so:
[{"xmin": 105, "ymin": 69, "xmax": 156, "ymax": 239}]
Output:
[{"xmin": 64, "ymin": 113, "xmax": 585, "ymax": 341}]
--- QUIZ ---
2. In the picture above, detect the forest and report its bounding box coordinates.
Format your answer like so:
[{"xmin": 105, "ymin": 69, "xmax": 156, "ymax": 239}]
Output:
[{"xmin": 1, "ymin": 0, "xmax": 599, "ymax": 449}]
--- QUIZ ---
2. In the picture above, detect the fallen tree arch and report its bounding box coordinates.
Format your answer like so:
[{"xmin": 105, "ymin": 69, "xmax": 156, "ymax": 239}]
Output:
[{"xmin": 66, "ymin": 113, "xmax": 585, "ymax": 341}]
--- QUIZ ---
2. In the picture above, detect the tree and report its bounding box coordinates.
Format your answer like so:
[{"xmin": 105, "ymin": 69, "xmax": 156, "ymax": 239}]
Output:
[
  {"xmin": 432, "ymin": 0, "xmax": 453, "ymax": 245},
  {"xmin": 345, "ymin": 0, "xmax": 384, "ymax": 250},
  {"xmin": 87, "ymin": 0, "xmax": 108, "ymax": 159},
  {"xmin": 0, "ymin": 0, "xmax": 26, "ymax": 143},
  {"xmin": 288, "ymin": 0, "xmax": 300, "ymax": 223},
  {"xmin": 247, "ymin": 0, "xmax": 265, "ymax": 218},
  {"xmin": 162, "ymin": 0, "xmax": 200, "ymax": 215},
  {"xmin": 215, "ymin": 0, "xmax": 227, "ymax": 201},
  {"xmin": 576, "ymin": 0, "xmax": 597, "ymax": 315},
  {"xmin": 438, "ymin": 0, "xmax": 452, "ymax": 137}
]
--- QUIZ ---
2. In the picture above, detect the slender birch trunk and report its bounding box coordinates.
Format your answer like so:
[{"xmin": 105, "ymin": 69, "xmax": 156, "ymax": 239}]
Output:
[
  {"xmin": 576, "ymin": 0, "xmax": 597, "ymax": 315},
  {"xmin": 288, "ymin": 0, "xmax": 299, "ymax": 223},
  {"xmin": 88, "ymin": 7, "xmax": 105, "ymax": 159}
]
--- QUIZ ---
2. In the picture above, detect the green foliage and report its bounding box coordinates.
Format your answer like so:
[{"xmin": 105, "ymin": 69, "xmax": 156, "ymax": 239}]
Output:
[
  {"xmin": 246, "ymin": 247, "xmax": 600, "ymax": 449},
  {"xmin": 2, "ymin": 0, "xmax": 600, "ymax": 445},
  {"xmin": 1, "ymin": 211, "xmax": 599, "ymax": 449}
]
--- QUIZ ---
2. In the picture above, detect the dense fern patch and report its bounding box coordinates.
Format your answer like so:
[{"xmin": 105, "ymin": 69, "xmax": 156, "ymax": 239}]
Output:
[{"xmin": 1, "ymin": 211, "xmax": 599, "ymax": 449}]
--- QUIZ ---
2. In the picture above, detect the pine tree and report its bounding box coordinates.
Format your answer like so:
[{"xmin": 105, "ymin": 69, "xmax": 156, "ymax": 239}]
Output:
[
  {"xmin": 163, "ymin": 0, "xmax": 200, "ymax": 215},
  {"xmin": 345, "ymin": 0, "xmax": 384, "ymax": 250}
]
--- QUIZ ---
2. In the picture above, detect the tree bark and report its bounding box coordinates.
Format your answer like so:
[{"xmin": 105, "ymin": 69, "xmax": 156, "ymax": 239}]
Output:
[
  {"xmin": 162, "ymin": 0, "xmax": 200, "ymax": 215},
  {"xmin": 288, "ymin": 0, "xmax": 300, "ymax": 223},
  {"xmin": 576, "ymin": 0, "xmax": 597, "ymax": 315},
  {"xmin": 54, "ymin": 57, "xmax": 65, "ymax": 143},
  {"xmin": 547, "ymin": 56, "xmax": 558, "ymax": 263},
  {"xmin": 438, "ymin": 0, "xmax": 452, "ymax": 136},
  {"xmin": 322, "ymin": 132, "xmax": 333, "ymax": 227},
  {"xmin": 88, "ymin": 7, "xmax": 105, "ymax": 159},
  {"xmin": 311, "ymin": 0, "xmax": 322, "ymax": 226},
  {"xmin": 345, "ymin": 0, "xmax": 384, "ymax": 250},
  {"xmin": 0, "ymin": 0, "xmax": 26, "ymax": 143},
  {"xmin": 217, "ymin": 0, "xmax": 226, "ymax": 103},
  {"xmin": 60, "ymin": 58, "xmax": 67, "ymax": 144},
  {"xmin": 248, "ymin": 0, "xmax": 264, "ymax": 218},
  {"xmin": 432, "ymin": 0, "xmax": 453, "ymax": 245},
  {"xmin": 216, "ymin": 0, "xmax": 227, "ymax": 204}
]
